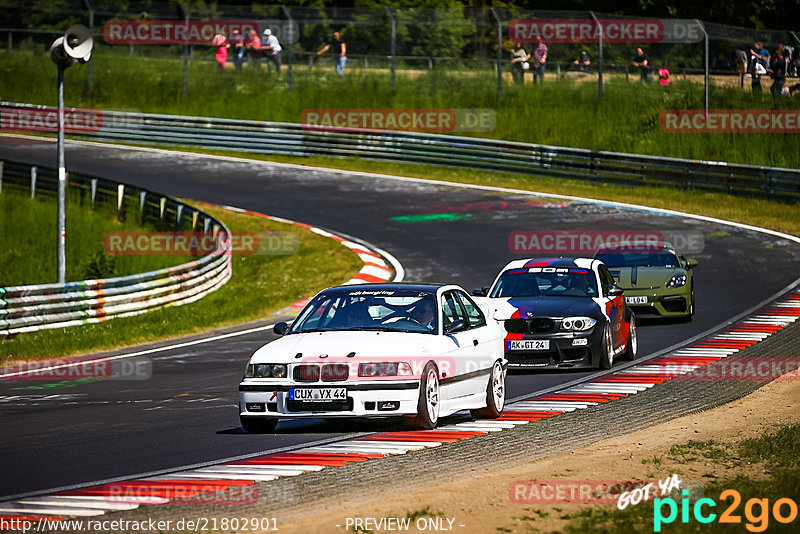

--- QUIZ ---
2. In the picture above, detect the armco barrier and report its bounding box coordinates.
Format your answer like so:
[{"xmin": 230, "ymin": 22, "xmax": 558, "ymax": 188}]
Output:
[
  {"xmin": 2, "ymin": 102, "xmax": 799, "ymax": 201},
  {"xmin": 0, "ymin": 160, "xmax": 232, "ymax": 335}
]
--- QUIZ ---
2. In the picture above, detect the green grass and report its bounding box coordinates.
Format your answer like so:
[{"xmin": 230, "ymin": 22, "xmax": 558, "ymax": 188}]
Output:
[
  {"xmin": 0, "ymin": 189, "xmax": 186, "ymax": 286},
  {"xmin": 0, "ymin": 201, "xmax": 363, "ymax": 360},
  {"xmin": 562, "ymin": 425, "xmax": 800, "ymax": 533},
  {"xmin": 2, "ymin": 49, "xmax": 799, "ymax": 169}
]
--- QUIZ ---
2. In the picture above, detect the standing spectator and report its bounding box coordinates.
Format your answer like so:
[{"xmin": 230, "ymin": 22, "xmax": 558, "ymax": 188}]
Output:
[
  {"xmin": 735, "ymin": 42, "xmax": 754, "ymax": 77},
  {"xmin": 212, "ymin": 34, "xmax": 227, "ymax": 70},
  {"xmin": 261, "ymin": 28, "xmax": 282, "ymax": 75},
  {"xmin": 510, "ymin": 42, "xmax": 530, "ymax": 84},
  {"xmin": 573, "ymin": 51, "xmax": 590, "ymax": 72},
  {"xmin": 658, "ymin": 61, "xmax": 670, "ymax": 86},
  {"xmin": 751, "ymin": 58, "xmax": 766, "ymax": 93},
  {"xmin": 229, "ymin": 28, "xmax": 245, "ymax": 69},
  {"xmin": 771, "ymin": 49, "xmax": 789, "ymax": 97},
  {"xmin": 632, "ymin": 47, "xmax": 650, "ymax": 81},
  {"xmin": 531, "ymin": 37, "xmax": 547, "ymax": 84},
  {"xmin": 246, "ymin": 29, "xmax": 262, "ymax": 65},
  {"xmin": 316, "ymin": 31, "xmax": 347, "ymax": 76},
  {"xmin": 753, "ymin": 42, "xmax": 770, "ymax": 73}
]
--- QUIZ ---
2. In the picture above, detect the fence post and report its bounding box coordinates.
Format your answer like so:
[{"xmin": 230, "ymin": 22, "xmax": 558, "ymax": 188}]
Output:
[
  {"xmin": 490, "ymin": 8, "xmax": 502, "ymax": 99},
  {"xmin": 30, "ymin": 166, "xmax": 37, "ymax": 198},
  {"xmin": 83, "ymin": 0, "xmax": 94, "ymax": 90},
  {"xmin": 281, "ymin": 6, "xmax": 294, "ymax": 92},
  {"xmin": 590, "ymin": 12, "xmax": 603, "ymax": 101},
  {"xmin": 385, "ymin": 7, "xmax": 396, "ymax": 90},
  {"xmin": 179, "ymin": 2, "xmax": 189, "ymax": 95},
  {"xmin": 696, "ymin": 19, "xmax": 709, "ymax": 117}
]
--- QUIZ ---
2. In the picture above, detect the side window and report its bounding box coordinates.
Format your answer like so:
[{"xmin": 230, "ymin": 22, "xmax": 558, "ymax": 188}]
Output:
[
  {"xmin": 442, "ymin": 291, "xmax": 467, "ymax": 328},
  {"xmin": 598, "ymin": 265, "xmax": 615, "ymax": 297},
  {"xmin": 456, "ymin": 291, "xmax": 486, "ymax": 328}
]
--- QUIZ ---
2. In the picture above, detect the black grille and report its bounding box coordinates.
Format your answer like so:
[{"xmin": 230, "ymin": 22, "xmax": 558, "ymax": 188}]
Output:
[
  {"xmin": 504, "ymin": 318, "xmax": 556, "ymax": 334},
  {"xmin": 561, "ymin": 348, "xmax": 589, "ymax": 361},
  {"xmin": 287, "ymin": 397, "xmax": 354, "ymax": 412},
  {"xmin": 321, "ymin": 364, "xmax": 350, "ymax": 382},
  {"xmin": 293, "ymin": 365, "xmax": 320, "ymax": 382},
  {"xmin": 506, "ymin": 353, "xmax": 552, "ymax": 365},
  {"xmin": 661, "ymin": 297, "xmax": 687, "ymax": 313}
]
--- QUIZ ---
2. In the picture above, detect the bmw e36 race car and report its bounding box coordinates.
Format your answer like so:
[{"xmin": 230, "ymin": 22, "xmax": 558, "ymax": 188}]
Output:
[{"xmin": 473, "ymin": 258, "xmax": 637, "ymax": 370}]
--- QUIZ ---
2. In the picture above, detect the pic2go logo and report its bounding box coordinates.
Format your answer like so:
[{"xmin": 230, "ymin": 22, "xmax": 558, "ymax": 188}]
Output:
[{"xmin": 654, "ymin": 489, "xmax": 799, "ymax": 532}]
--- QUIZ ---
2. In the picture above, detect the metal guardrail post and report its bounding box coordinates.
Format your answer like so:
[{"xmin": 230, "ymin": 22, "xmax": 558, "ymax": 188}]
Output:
[
  {"xmin": 590, "ymin": 12, "xmax": 603, "ymax": 101},
  {"xmin": 386, "ymin": 7, "xmax": 396, "ymax": 90},
  {"xmin": 0, "ymin": 161, "xmax": 3, "ymax": 193},
  {"xmin": 139, "ymin": 191, "xmax": 146, "ymax": 220},
  {"xmin": 696, "ymin": 19, "xmax": 709, "ymax": 117},
  {"xmin": 56, "ymin": 64, "xmax": 66, "ymax": 284},
  {"xmin": 83, "ymin": 0, "xmax": 93, "ymax": 90},
  {"xmin": 176, "ymin": 204, "xmax": 184, "ymax": 230},
  {"xmin": 7, "ymin": 31, "xmax": 11, "ymax": 51},
  {"xmin": 179, "ymin": 3, "xmax": 189, "ymax": 95},
  {"xmin": 490, "ymin": 8, "xmax": 502, "ymax": 99},
  {"xmin": 90, "ymin": 178, "xmax": 97, "ymax": 206},
  {"xmin": 281, "ymin": 6, "xmax": 294, "ymax": 92},
  {"xmin": 160, "ymin": 197, "xmax": 167, "ymax": 224},
  {"xmin": 117, "ymin": 184, "xmax": 124, "ymax": 220},
  {"xmin": 30, "ymin": 166, "xmax": 37, "ymax": 198}
]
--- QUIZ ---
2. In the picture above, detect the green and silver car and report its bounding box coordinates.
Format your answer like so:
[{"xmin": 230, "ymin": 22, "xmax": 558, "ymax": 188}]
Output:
[{"xmin": 594, "ymin": 242, "xmax": 697, "ymax": 320}]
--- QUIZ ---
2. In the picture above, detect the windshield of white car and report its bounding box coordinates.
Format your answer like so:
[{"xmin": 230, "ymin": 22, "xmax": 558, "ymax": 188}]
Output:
[
  {"xmin": 596, "ymin": 249, "xmax": 679, "ymax": 268},
  {"xmin": 490, "ymin": 269, "xmax": 598, "ymax": 298},
  {"xmin": 291, "ymin": 290, "xmax": 439, "ymax": 334}
]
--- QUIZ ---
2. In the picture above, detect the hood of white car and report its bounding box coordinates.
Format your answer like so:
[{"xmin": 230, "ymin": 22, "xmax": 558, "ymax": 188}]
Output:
[{"xmin": 249, "ymin": 330, "xmax": 436, "ymax": 364}]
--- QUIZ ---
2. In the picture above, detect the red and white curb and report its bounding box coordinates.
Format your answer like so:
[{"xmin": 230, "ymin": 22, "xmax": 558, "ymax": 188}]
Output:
[
  {"xmin": 2, "ymin": 298, "xmax": 797, "ymax": 520},
  {"xmin": 214, "ymin": 205, "xmax": 397, "ymax": 309}
]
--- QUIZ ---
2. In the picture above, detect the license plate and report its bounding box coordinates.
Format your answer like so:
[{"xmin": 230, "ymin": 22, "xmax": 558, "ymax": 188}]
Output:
[
  {"xmin": 289, "ymin": 388, "xmax": 347, "ymax": 401},
  {"xmin": 508, "ymin": 340, "xmax": 550, "ymax": 351},
  {"xmin": 626, "ymin": 296, "xmax": 649, "ymax": 305}
]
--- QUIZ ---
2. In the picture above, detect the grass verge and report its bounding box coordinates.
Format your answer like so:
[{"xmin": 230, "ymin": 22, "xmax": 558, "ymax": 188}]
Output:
[
  {"xmin": 0, "ymin": 200, "xmax": 363, "ymax": 361},
  {"xmin": 0, "ymin": 188, "xmax": 187, "ymax": 286},
  {"xmin": 2, "ymin": 50, "xmax": 799, "ymax": 169},
  {"xmin": 562, "ymin": 424, "xmax": 800, "ymax": 533}
]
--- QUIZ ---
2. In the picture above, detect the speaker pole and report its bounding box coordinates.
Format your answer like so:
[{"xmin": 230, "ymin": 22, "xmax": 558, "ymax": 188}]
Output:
[{"xmin": 57, "ymin": 62, "xmax": 66, "ymax": 284}]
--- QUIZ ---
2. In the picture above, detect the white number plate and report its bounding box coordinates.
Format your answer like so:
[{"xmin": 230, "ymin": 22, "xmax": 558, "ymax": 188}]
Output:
[
  {"xmin": 626, "ymin": 296, "xmax": 649, "ymax": 305},
  {"xmin": 508, "ymin": 340, "xmax": 550, "ymax": 351},
  {"xmin": 289, "ymin": 388, "xmax": 347, "ymax": 401}
]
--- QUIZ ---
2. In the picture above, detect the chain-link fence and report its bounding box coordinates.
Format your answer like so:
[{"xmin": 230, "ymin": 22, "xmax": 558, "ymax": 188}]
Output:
[{"xmin": 2, "ymin": 2, "xmax": 799, "ymax": 103}]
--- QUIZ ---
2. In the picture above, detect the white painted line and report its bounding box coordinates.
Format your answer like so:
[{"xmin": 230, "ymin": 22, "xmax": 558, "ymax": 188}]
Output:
[
  {"xmin": 440, "ymin": 424, "xmax": 506, "ymax": 432},
  {"xmin": 353, "ymin": 440, "xmax": 442, "ymax": 448},
  {"xmin": 15, "ymin": 497, "xmax": 139, "ymax": 511},
  {"xmin": 152, "ymin": 472, "xmax": 279, "ymax": 482},
  {"xmin": 191, "ymin": 466, "xmax": 308, "ymax": 477},
  {"xmin": 224, "ymin": 463, "xmax": 325, "ymax": 472},
  {"xmin": 315, "ymin": 442, "xmax": 426, "ymax": 452},
  {"xmin": 0, "ymin": 505, "xmax": 106, "ymax": 516},
  {"xmin": 506, "ymin": 402, "xmax": 583, "ymax": 411},
  {"xmin": 297, "ymin": 446, "xmax": 401, "ymax": 455}
]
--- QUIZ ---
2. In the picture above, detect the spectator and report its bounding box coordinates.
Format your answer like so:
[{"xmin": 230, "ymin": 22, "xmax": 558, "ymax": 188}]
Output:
[
  {"xmin": 753, "ymin": 42, "xmax": 770, "ymax": 72},
  {"xmin": 735, "ymin": 42, "xmax": 754, "ymax": 76},
  {"xmin": 632, "ymin": 47, "xmax": 650, "ymax": 81},
  {"xmin": 751, "ymin": 58, "xmax": 766, "ymax": 93},
  {"xmin": 229, "ymin": 28, "xmax": 245, "ymax": 69},
  {"xmin": 658, "ymin": 61, "xmax": 670, "ymax": 86},
  {"xmin": 246, "ymin": 29, "xmax": 261, "ymax": 65},
  {"xmin": 510, "ymin": 42, "xmax": 530, "ymax": 84},
  {"xmin": 771, "ymin": 49, "xmax": 789, "ymax": 97},
  {"xmin": 212, "ymin": 34, "xmax": 227, "ymax": 70},
  {"xmin": 573, "ymin": 51, "xmax": 590, "ymax": 72},
  {"xmin": 531, "ymin": 37, "xmax": 547, "ymax": 84},
  {"xmin": 316, "ymin": 31, "xmax": 347, "ymax": 76},
  {"xmin": 261, "ymin": 28, "xmax": 282, "ymax": 75}
]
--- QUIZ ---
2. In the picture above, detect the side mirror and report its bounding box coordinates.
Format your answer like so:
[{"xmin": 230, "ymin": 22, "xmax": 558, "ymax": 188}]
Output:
[
  {"xmin": 444, "ymin": 319, "xmax": 469, "ymax": 335},
  {"xmin": 472, "ymin": 286, "xmax": 489, "ymax": 297},
  {"xmin": 685, "ymin": 258, "xmax": 698, "ymax": 268},
  {"xmin": 608, "ymin": 286, "xmax": 624, "ymax": 297},
  {"xmin": 273, "ymin": 321, "xmax": 290, "ymax": 336}
]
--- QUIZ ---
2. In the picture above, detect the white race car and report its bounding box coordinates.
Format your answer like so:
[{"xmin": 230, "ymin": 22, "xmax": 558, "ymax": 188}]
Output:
[{"xmin": 239, "ymin": 283, "xmax": 507, "ymax": 432}]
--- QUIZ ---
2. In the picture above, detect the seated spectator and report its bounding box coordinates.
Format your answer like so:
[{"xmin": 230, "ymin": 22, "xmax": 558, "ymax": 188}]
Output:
[{"xmin": 573, "ymin": 51, "xmax": 590, "ymax": 72}]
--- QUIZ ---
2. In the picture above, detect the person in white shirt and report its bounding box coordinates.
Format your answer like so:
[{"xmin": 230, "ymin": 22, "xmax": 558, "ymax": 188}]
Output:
[{"xmin": 261, "ymin": 29, "xmax": 282, "ymax": 75}]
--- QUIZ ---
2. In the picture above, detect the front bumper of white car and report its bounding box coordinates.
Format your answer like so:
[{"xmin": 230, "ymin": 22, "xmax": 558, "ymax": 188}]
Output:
[{"xmin": 238, "ymin": 380, "xmax": 421, "ymax": 418}]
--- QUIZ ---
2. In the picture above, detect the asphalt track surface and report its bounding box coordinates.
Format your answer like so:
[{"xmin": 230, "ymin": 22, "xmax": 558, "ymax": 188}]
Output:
[{"xmin": 2, "ymin": 136, "xmax": 800, "ymax": 499}]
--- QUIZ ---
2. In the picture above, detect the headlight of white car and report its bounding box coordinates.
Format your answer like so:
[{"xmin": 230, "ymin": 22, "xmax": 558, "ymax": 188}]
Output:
[
  {"xmin": 667, "ymin": 273, "xmax": 687, "ymax": 288},
  {"xmin": 244, "ymin": 363, "xmax": 288, "ymax": 378},
  {"xmin": 560, "ymin": 317, "xmax": 597, "ymax": 332},
  {"xmin": 358, "ymin": 362, "xmax": 414, "ymax": 377}
]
